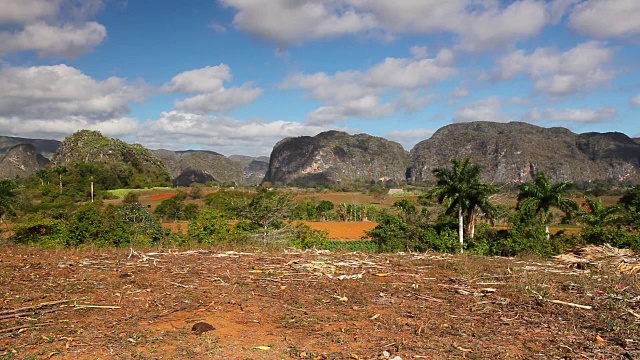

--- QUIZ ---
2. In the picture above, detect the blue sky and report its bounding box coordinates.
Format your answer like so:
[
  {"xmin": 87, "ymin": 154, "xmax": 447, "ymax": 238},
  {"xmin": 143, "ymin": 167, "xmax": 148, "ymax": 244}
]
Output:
[{"xmin": 0, "ymin": 0, "xmax": 639, "ymax": 156}]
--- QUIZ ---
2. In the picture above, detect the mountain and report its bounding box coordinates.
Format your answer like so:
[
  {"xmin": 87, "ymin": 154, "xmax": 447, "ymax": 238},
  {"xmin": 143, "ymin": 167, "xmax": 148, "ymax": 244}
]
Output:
[
  {"xmin": 152, "ymin": 149, "xmax": 246, "ymax": 186},
  {"xmin": 408, "ymin": 121, "xmax": 640, "ymax": 184},
  {"xmin": 264, "ymin": 130, "xmax": 409, "ymax": 186},
  {"xmin": 228, "ymin": 155, "xmax": 270, "ymax": 185},
  {"xmin": 0, "ymin": 143, "xmax": 50, "ymax": 179},
  {"xmin": 52, "ymin": 130, "xmax": 171, "ymax": 188},
  {"xmin": 0, "ymin": 136, "xmax": 60, "ymax": 159}
]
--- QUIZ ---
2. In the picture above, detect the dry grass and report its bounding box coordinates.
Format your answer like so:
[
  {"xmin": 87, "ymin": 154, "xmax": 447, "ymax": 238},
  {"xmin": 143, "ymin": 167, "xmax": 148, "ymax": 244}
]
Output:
[{"xmin": 1, "ymin": 245, "xmax": 639, "ymax": 359}]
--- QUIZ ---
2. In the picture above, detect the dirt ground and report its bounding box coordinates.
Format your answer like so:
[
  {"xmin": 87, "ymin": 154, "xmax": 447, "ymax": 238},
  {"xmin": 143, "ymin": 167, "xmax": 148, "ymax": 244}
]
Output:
[{"xmin": 1, "ymin": 245, "xmax": 639, "ymax": 359}]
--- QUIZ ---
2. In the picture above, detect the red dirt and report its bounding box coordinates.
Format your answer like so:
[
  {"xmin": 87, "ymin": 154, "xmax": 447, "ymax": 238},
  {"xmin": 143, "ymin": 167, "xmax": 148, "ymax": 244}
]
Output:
[
  {"xmin": 148, "ymin": 193, "xmax": 178, "ymax": 201},
  {"xmin": 1, "ymin": 246, "xmax": 638, "ymax": 359},
  {"xmin": 303, "ymin": 221, "xmax": 377, "ymax": 239}
]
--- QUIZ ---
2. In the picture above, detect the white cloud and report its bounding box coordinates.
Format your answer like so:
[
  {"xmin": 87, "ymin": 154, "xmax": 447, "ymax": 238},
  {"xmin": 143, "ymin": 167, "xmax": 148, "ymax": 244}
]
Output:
[
  {"xmin": 453, "ymin": 97, "xmax": 511, "ymax": 123},
  {"xmin": 384, "ymin": 128, "xmax": 435, "ymax": 150},
  {"xmin": 282, "ymin": 48, "xmax": 455, "ymax": 124},
  {"xmin": 631, "ymin": 94, "xmax": 640, "ymax": 106},
  {"xmin": 0, "ymin": 22, "xmax": 106, "ymax": 58},
  {"xmin": 410, "ymin": 45, "xmax": 428, "ymax": 59},
  {"xmin": 0, "ymin": 116, "xmax": 140, "ymax": 140},
  {"xmin": 175, "ymin": 86, "xmax": 263, "ymax": 114},
  {"xmin": 208, "ymin": 22, "xmax": 227, "ymax": 33},
  {"xmin": 497, "ymin": 41, "xmax": 615, "ymax": 95},
  {"xmin": 0, "ymin": 64, "xmax": 146, "ymax": 120},
  {"xmin": 0, "ymin": 0, "xmax": 107, "ymax": 58},
  {"xmin": 222, "ymin": 0, "xmax": 550, "ymax": 50},
  {"xmin": 0, "ymin": 0, "xmax": 58, "ymax": 25},
  {"xmin": 452, "ymin": 86, "xmax": 469, "ymax": 98},
  {"xmin": 569, "ymin": 0, "xmax": 640, "ymax": 38},
  {"xmin": 164, "ymin": 65, "xmax": 263, "ymax": 114},
  {"xmin": 135, "ymin": 111, "xmax": 343, "ymax": 156},
  {"xmin": 220, "ymin": 0, "xmax": 377, "ymax": 46},
  {"xmin": 525, "ymin": 106, "xmax": 618, "ymax": 123},
  {"xmin": 163, "ymin": 65, "xmax": 231, "ymax": 93}
]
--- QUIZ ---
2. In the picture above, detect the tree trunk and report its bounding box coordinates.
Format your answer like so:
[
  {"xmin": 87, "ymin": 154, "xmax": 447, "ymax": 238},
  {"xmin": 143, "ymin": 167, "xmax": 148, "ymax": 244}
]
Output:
[
  {"xmin": 458, "ymin": 208, "xmax": 464, "ymax": 254},
  {"xmin": 59, "ymin": 174, "xmax": 62, "ymax": 194},
  {"xmin": 545, "ymin": 223, "xmax": 550, "ymax": 240}
]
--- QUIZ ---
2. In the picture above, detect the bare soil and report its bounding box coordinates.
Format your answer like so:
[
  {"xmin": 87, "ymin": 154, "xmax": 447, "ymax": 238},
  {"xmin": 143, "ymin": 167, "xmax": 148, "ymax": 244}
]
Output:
[{"xmin": 1, "ymin": 245, "xmax": 639, "ymax": 359}]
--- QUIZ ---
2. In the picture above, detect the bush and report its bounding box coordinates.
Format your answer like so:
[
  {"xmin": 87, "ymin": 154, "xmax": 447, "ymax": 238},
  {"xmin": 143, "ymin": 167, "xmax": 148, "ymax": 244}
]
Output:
[
  {"xmin": 290, "ymin": 223, "xmax": 329, "ymax": 249},
  {"xmin": 187, "ymin": 209, "xmax": 231, "ymax": 245},
  {"xmin": 122, "ymin": 191, "xmax": 140, "ymax": 204},
  {"xmin": 11, "ymin": 215, "xmax": 68, "ymax": 247}
]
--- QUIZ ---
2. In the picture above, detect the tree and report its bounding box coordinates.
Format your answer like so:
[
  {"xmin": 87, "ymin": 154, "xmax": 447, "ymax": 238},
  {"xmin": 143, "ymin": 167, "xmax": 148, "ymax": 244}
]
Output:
[
  {"xmin": 0, "ymin": 180, "xmax": 17, "ymax": 223},
  {"xmin": 316, "ymin": 200, "xmax": 334, "ymax": 221},
  {"xmin": 53, "ymin": 166, "xmax": 67, "ymax": 194},
  {"xmin": 35, "ymin": 169, "xmax": 50, "ymax": 186},
  {"xmin": 464, "ymin": 183, "xmax": 499, "ymax": 239},
  {"xmin": 241, "ymin": 190, "xmax": 293, "ymax": 232},
  {"xmin": 426, "ymin": 158, "xmax": 495, "ymax": 253},
  {"xmin": 517, "ymin": 172, "xmax": 578, "ymax": 240},
  {"xmin": 579, "ymin": 197, "xmax": 621, "ymax": 227}
]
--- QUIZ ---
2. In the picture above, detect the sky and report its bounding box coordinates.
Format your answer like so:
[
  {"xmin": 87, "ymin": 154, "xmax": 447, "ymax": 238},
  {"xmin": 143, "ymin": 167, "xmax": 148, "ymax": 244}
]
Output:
[{"xmin": 0, "ymin": 0, "xmax": 639, "ymax": 156}]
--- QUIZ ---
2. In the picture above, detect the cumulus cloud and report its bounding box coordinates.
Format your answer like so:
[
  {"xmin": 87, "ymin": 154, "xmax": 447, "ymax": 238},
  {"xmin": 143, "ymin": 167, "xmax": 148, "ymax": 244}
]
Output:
[
  {"xmin": 569, "ymin": 0, "xmax": 640, "ymax": 38},
  {"xmin": 0, "ymin": 64, "xmax": 146, "ymax": 119},
  {"xmin": 0, "ymin": 64, "xmax": 147, "ymax": 138},
  {"xmin": 497, "ymin": 41, "xmax": 615, "ymax": 95},
  {"xmin": 384, "ymin": 128, "xmax": 435, "ymax": 150},
  {"xmin": 453, "ymin": 97, "xmax": 512, "ymax": 123},
  {"xmin": 221, "ymin": 0, "xmax": 550, "ymax": 50},
  {"xmin": 525, "ymin": 106, "xmax": 618, "ymax": 123},
  {"xmin": 632, "ymin": 94, "xmax": 640, "ymax": 106},
  {"xmin": 164, "ymin": 65, "xmax": 263, "ymax": 114},
  {"xmin": 0, "ymin": 0, "xmax": 107, "ymax": 58},
  {"xmin": 282, "ymin": 48, "xmax": 455, "ymax": 124},
  {"xmin": 135, "ymin": 111, "xmax": 343, "ymax": 156}
]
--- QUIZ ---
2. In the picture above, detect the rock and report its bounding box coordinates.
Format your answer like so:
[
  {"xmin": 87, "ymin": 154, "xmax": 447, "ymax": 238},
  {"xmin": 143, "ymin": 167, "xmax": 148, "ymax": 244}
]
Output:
[
  {"xmin": 0, "ymin": 143, "xmax": 50, "ymax": 179},
  {"xmin": 408, "ymin": 121, "xmax": 640, "ymax": 184},
  {"xmin": 264, "ymin": 130, "xmax": 409, "ymax": 186},
  {"xmin": 191, "ymin": 322, "xmax": 215, "ymax": 335}
]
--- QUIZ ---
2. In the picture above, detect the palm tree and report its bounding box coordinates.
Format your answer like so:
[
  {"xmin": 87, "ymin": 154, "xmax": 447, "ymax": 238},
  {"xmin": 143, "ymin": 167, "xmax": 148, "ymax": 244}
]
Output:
[
  {"xmin": 0, "ymin": 180, "xmax": 17, "ymax": 224},
  {"xmin": 579, "ymin": 197, "xmax": 621, "ymax": 227},
  {"xmin": 427, "ymin": 158, "xmax": 495, "ymax": 253},
  {"xmin": 465, "ymin": 184, "xmax": 499, "ymax": 239},
  {"xmin": 517, "ymin": 172, "xmax": 578, "ymax": 239},
  {"xmin": 53, "ymin": 165, "xmax": 67, "ymax": 194}
]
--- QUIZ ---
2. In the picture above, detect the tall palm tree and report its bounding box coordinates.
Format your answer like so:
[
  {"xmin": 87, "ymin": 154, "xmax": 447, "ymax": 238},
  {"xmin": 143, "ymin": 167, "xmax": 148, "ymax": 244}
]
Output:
[
  {"xmin": 579, "ymin": 197, "xmax": 621, "ymax": 227},
  {"xmin": 53, "ymin": 165, "xmax": 67, "ymax": 194},
  {"xmin": 0, "ymin": 180, "xmax": 17, "ymax": 223},
  {"xmin": 428, "ymin": 158, "xmax": 495, "ymax": 253},
  {"xmin": 465, "ymin": 183, "xmax": 499, "ymax": 239},
  {"xmin": 517, "ymin": 172, "xmax": 578, "ymax": 239}
]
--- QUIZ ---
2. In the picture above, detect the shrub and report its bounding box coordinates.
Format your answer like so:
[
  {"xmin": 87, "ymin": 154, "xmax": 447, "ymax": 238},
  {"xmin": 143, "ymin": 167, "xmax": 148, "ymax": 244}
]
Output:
[
  {"xmin": 187, "ymin": 209, "xmax": 231, "ymax": 245},
  {"xmin": 290, "ymin": 223, "xmax": 329, "ymax": 249},
  {"xmin": 122, "ymin": 191, "xmax": 140, "ymax": 204}
]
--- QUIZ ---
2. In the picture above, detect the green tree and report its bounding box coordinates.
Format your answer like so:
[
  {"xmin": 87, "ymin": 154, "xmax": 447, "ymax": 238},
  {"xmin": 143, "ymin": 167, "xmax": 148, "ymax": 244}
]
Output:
[
  {"xmin": 35, "ymin": 169, "xmax": 50, "ymax": 186},
  {"xmin": 316, "ymin": 200, "xmax": 334, "ymax": 221},
  {"xmin": 579, "ymin": 197, "xmax": 621, "ymax": 227},
  {"xmin": 464, "ymin": 183, "xmax": 499, "ymax": 239},
  {"xmin": 618, "ymin": 186, "xmax": 640, "ymax": 228},
  {"xmin": 53, "ymin": 165, "xmax": 67, "ymax": 194},
  {"xmin": 241, "ymin": 190, "xmax": 293, "ymax": 232},
  {"xmin": 426, "ymin": 158, "xmax": 495, "ymax": 253},
  {"xmin": 517, "ymin": 172, "xmax": 578, "ymax": 240},
  {"xmin": 187, "ymin": 209, "xmax": 231, "ymax": 244},
  {"xmin": 0, "ymin": 180, "xmax": 17, "ymax": 223}
]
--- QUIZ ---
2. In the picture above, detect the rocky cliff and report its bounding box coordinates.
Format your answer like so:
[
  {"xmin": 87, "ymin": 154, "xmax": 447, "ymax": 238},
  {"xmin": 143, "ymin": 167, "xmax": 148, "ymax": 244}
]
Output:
[
  {"xmin": 52, "ymin": 130, "xmax": 171, "ymax": 188},
  {"xmin": 0, "ymin": 136, "xmax": 60, "ymax": 160},
  {"xmin": 264, "ymin": 131, "xmax": 409, "ymax": 186},
  {"xmin": 0, "ymin": 143, "xmax": 50, "ymax": 179},
  {"xmin": 408, "ymin": 121, "xmax": 640, "ymax": 184},
  {"xmin": 152, "ymin": 149, "xmax": 250, "ymax": 187}
]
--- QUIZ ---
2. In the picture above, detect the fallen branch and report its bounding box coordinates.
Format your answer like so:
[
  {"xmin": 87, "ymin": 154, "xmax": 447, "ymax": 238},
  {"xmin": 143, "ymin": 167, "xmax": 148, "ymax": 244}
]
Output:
[
  {"xmin": 74, "ymin": 304, "xmax": 121, "ymax": 309},
  {"xmin": 548, "ymin": 299, "xmax": 592, "ymax": 310},
  {"xmin": 0, "ymin": 322, "xmax": 53, "ymax": 334},
  {"xmin": 0, "ymin": 299, "xmax": 75, "ymax": 316},
  {"xmin": 627, "ymin": 308, "xmax": 640, "ymax": 319}
]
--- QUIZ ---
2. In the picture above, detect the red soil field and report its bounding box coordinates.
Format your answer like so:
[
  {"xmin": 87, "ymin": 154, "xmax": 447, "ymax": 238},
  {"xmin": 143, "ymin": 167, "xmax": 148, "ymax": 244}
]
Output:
[{"xmin": 148, "ymin": 192, "xmax": 178, "ymax": 201}]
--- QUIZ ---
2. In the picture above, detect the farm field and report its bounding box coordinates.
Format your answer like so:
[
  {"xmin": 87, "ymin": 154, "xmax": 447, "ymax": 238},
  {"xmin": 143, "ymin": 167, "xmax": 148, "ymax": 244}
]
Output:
[{"xmin": 1, "ymin": 245, "xmax": 639, "ymax": 359}]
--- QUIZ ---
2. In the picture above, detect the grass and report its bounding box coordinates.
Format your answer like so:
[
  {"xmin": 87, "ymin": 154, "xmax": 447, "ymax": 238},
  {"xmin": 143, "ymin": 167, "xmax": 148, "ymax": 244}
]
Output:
[{"xmin": 107, "ymin": 187, "xmax": 173, "ymax": 199}]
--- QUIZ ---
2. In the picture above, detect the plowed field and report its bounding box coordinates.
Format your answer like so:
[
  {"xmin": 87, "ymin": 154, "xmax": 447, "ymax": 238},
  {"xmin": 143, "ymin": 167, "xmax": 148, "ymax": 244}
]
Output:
[{"xmin": 1, "ymin": 246, "xmax": 639, "ymax": 359}]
